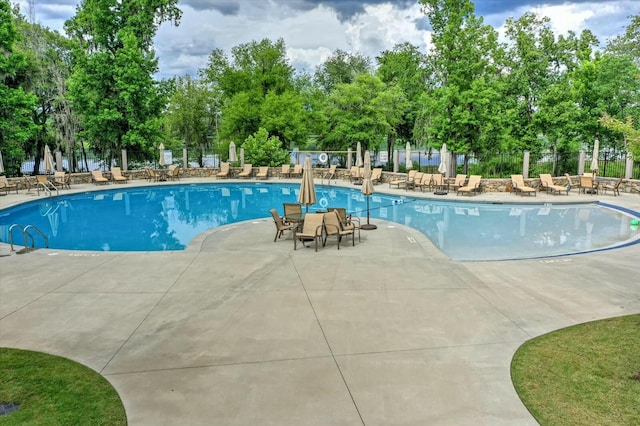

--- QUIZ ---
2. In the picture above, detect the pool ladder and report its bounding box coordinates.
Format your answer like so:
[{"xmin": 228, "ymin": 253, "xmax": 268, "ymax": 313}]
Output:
[{"xmin": 8, "ymin": 224, "xmax": 49, "ymax": 253}]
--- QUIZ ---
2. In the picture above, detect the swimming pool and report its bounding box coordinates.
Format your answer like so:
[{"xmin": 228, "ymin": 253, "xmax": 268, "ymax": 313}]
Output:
[{"xmin": 1, "ymin": 183, "xmax": 638, "ymax": 260}]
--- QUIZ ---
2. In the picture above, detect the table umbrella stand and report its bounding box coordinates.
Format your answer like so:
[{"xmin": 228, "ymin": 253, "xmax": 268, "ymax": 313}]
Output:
[{"xmin": 361, "ymin": 196, "xmax": 377, "ymax": 230}]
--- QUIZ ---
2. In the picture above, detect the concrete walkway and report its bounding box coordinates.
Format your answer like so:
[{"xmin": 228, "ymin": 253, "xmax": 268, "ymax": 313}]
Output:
[{"xmin": 1, "ymin": 179, "xmax": 639, "ymax": 425}]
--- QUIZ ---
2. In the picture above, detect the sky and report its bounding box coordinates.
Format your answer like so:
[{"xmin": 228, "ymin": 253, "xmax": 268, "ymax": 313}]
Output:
[{"xmin": 19, "ymin": 0, "xmax": 640, "ymax": 79}]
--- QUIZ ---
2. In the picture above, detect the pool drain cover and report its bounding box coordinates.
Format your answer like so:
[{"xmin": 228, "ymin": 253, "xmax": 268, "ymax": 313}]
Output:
[{"xmin": 0, "ymin": 402, "xmax": 20, "ymax": 415}]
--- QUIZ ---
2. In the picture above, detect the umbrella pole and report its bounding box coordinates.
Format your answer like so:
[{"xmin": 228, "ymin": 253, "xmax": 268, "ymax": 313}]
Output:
[{"xmin": 361, "ymin": 196, "xmax": 377, "ymax": 230}]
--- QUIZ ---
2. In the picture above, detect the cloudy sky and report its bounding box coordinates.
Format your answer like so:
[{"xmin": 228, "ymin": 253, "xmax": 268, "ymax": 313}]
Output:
[{"xmin": 20, "ymin": 0, "xmax": 640, "ymax": 79}]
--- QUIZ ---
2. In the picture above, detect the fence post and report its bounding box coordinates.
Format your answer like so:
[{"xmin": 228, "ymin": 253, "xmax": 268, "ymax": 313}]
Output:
[
  {"xmin": 121, "ymin": 149, "xmax": 128, "ymax": 171},
  {"xmin": 578, "ymin": 150, "xmax": 585, "ymax": 175},
  {"xmin": 183, "ymin": 147, "xmax": 188, "ymax": 169},
  {"xmin": 56, "ymin": 151, "xmax": 64, "ymax": 172},
  {"xmin": 523, "ymin": 151, "xmax": 530, "ymax": 179},
  {"xmin": 393, "ymin": 150, "xmax": 399, "ymax": 173},
  {"xmin": 625, "ymin": 153, "xmax": 633, "ymax": 179}
]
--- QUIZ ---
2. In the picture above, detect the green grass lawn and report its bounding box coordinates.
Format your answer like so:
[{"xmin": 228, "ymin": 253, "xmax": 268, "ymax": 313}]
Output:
[
  {"xmin": 512, "ymin": 314, "xmax": 640, "ymax": 425},
  {"xmin": 0, "ymin": 348, "xmax": 126, "ymax": 425}
]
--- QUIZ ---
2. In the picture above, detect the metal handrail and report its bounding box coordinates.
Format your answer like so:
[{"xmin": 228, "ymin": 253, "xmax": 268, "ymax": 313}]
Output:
[
  {"xmin": 23, "ymin": 225, "xmax": 49, "ymax": 249},
  {"xmin": 8, "ymin": 224, "xmax": 49, "ymax": 251},
  {"xmin": 36, "ymin": 182, "xmax": 59, "ymax": 197}
]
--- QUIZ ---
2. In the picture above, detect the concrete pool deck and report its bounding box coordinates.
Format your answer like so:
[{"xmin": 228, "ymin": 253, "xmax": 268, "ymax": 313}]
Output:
[{"xmin": 1, "ymin": 178, "xmax": 640, "ymax": 425}]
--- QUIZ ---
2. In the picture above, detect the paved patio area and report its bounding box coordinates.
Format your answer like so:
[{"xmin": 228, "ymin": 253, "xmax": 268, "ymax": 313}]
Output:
[{"xmin": 1, "ymin": 179, "xmax": 639, "ymax": 425}]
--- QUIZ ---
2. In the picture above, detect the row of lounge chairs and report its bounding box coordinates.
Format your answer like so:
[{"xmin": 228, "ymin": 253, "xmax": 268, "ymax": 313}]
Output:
[
  {"xmin": 346, "ymin": 166, "xmax": 383, "ymax": 184},
  {"xmin": 270, "ymin": 204, "xmax": 361, "ymax": 251}
]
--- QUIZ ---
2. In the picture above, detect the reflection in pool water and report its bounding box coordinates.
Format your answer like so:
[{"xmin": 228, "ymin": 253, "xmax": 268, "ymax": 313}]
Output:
[{"xmin": 0, "ymin": 183, "xmax": 638, "ymax": 260}]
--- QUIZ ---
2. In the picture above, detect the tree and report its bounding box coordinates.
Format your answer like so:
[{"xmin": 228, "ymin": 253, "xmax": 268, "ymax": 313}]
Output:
[
  {"xmin": 65, "ymin": 0, "xmax": 181, "ymax": 165},
  {"xmin": 599, "ymin": 114, "xmax": 640, "ymax": 158},
  {"xmin": 319, "ymin": 73, "xmax": 407, "ymax": 153},
  {"xmin": 165, "ymin": 75, "xmax": 217, "ymax": 166},
  {"xmin": 0, "ymin": 0, "xmax": 37, "ymax": 176},
  {"xmin": 606, "ymin": 14, "xmax": 640, "ymax": 66},
  {"xmin": 314, "ymin": 49, "xmax": 371, "ymax": 94}
]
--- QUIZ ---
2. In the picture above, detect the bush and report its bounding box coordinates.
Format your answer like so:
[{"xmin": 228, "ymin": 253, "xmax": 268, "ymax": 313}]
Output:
[{"xmin": 242, "ymin": 128, "xmax": 290, "ymax": 166}]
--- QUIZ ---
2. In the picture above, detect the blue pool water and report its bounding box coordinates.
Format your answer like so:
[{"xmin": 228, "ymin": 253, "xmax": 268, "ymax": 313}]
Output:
[{"xmin": 1, "ymin": 183, "xmax": 638, "ymax": 260}]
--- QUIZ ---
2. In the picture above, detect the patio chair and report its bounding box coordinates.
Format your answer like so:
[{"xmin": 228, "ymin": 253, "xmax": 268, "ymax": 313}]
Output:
[
  {"xmin": 238, "ymin": 164, "xmax": 253, "ymax": 178},
  {"xmin": 293, "ymin": 213, "xmax": 325, "ymax": 251},
  {"xmin": 348, "ymin": 166, "xmax": 361, "ymax": 183},
  {"xmin": 53, "ymin": 171, "xmax": 71, "ymax": 189},
  {"xmin": 456, "ymin": 175, "xmax": 482, "ymax": 196},
  {"xmin": 280, "ymin": 164, "xmax": 291, "ymax": 178},
  {"xmin": 167, "ymin": 165, "xmax": 180, "ymax": 181},
  {"xmin": 111, "ymin": 167, "xmax": 128, "ymax": 184},
  {"xmin": 579, "ymin": 175, "xmax": 598, "ymax": 195},
  {"xmin": 564, "ymin": 174, "xmax": 577, "ymax": 192},
  {"xmin": 327, "ymin": 207, "xmax": 360, "ymax": 242},
  {"xmin": 539, "ymin": 174, "xmax": 568, "ymax": 195},
  {"xmin": 406, "ymin": 172, "xmax": 423, "ymax": 191},
  {"xmin": 290, "ymin": 164, "xmax": 303, "ymax": 178},
  {"xmin": 600, "ymin": 177, "xmax": 623, "ymax": 196},
  {"xmin": 323, "ymin": 210, "xmax": 354, "ymax": 249},
  {"xmin": 322, "ymin": 164, "xmax": 337, "ymax": 184},
  {"xmin": 431, "ymin": 173, "xmax": 447, "ymax": 192},
  {"xmin": 36, "ymin": 174, "xmax": 59, "ymax": 195},
  {"xmin": 370, "ymin": 168, "xmax": 382, "ymax": 184},
  {"xmin": 415, "ymin": 173, "xmax": 432, "ymax": 192},
  {"xmin": 0, "ymin": 176, "xmax": 19, "ymax": 195},
  {"xmin": 450, "ymin": 174, "xmax": 467, "ymax": 191},
  {"xmin": 510, "ymin": 175, "xmax": 536, "ymax": 196},
  {"xmin": 91, "ymin": 170, "xmax": 109, "ymax": 185},
  {"xmin": 256, "ymin": 166, "xmax": 269, "ymax": 179},
  {"xmin": 269, "ymin": 209, "xmax": 295, "ymax": 242},
  {"xmin": 216, "ymin": 162, "xmax": 230, "ymax": 179},
  {"xmin": 283, "ymin": 203, "xmax": 303, "ymax": 225}
]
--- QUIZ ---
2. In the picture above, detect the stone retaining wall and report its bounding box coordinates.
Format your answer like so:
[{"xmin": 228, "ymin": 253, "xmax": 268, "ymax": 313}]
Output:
[{"xmin": 4, "ymin": 168, "xmax": 640, "ymax": 194}]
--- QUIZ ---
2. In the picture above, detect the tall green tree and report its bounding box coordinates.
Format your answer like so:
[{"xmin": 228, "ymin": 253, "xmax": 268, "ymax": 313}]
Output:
[
  {"xmin": 65, "ymin": 0, "xmax": 181, "ymax": 165},
  {"xmin": 314, "ymin": 49, "xmax": 371, "ymax": 94},
  {"xmin": 0, "ymin": 0, "xmax": 37, "ymax": 176},
  {"xmin": 606, "ymin": 14, "xmax": 640, "ymax": 66},
  {"xmin": 164, "ymin": 75, "xmax": 217, "ymax": 166}
]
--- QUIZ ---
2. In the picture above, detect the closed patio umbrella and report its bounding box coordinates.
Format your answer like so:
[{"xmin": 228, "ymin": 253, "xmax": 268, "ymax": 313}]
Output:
[
  {"xmin": 229, "ymin": 141, "xmax": 238, "ymax": 163},
  {"xmin": 356, "ymin": 142, "xmax": 363, "ymax": 167},
  {"xmin": 0, "ymin": 150, "xmax": 4, "ymax": 174},
  {"xmin": 405, "ymin": 142, "xmax": 412, "ymax": 170},
  {"xmin": 44, "ymin": 145, "xmax": 55, "ymax": 174},
  {"xmin": 590, "ymin": 138, "xmax": 599, "ymax": 175},
  {"xmin": 298, "ymin": 156, "xmax": 317, "ymax": 212},
  {"xmin": 435, "ymin": 143, "xmax": 449, "ymax": 195},
  {"xmin": 158, "ymin": 143, "xmax": 166, "ymax": 167},
  {"xmin": 361, "ymin": 150, "xmax": 376, "ymax": 230}
]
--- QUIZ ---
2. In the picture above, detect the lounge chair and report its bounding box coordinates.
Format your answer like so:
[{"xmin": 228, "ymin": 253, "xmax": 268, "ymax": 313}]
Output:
[
  {"xmin": 579, "ymin": 175, "xmax": 598, "ymax": 195},
  {"xmin": 456, "ymin": 175, "xmax": 482, "ymax": 196},
  {"xmin": 53, "ymin": 172, "xmax": 71, "ymax": 189},
  {"xmin": 564, "ymin": 174, "xmax": 577, "ymax": 192},
  {"xmin": 0, "ymin": 176, "xmax": 19, "ymax": 194},
  {"xmin": 323, "ymin": 210, "xmax": 354, "ymax": 249},
  {"xmin": 91, "ymin": 170, "xmax": 109, "ymax": 185},
  {"xmin": 389, "ymin": 170, "xmax": 416, "ymax": 189},
  {"xmin": 290, "ymin": 164, "xmax": 303, "ymax": 178},
  {"xmin": 322, "ymin": 164, "xmax": 337, "ymax": 184},
  {"xmin": 238, "ymin": 164, "xmax": 253, "ymax": 178},
  {"xmin": 510, "ymin": 175, "xmax": 536, "ymax": 196},
  {"xmin": 269, "ymin": 209, "xmax": 295, "ymax": 242},
  {"xmin": 327, "ymin": 207, "xmax": 360, "ymax": 242},
  {"xmin": 539, "ymin": 174, "xmax": 568, "ymax": 195},
  {"xmin": 216, "ymin": 162, "xmax": 230, "ymax": 179},
  {"xmin": 450, "ymin": 174, "xmax": 467, "ymax": 191},
  {"xmin": 111, "ymin": 167, "xmax": 128, "ymax": 184},
  {"xmin": 370, "ymin": 168, "xmax": 382, "ymax": 184},
  {"xmin": 256, "ymin": 166, "xmax": 269, "ymax": 179},
  {"xmin": 293, "ymin": 212, "xmax": 325, "ymax": 251},
  {"xmin": 601, "ymin": 177, "xmax": 623, "ymax": 196},
  {"xmin": 280, "ymin": 164, "xmax": 291, "ymax": 178}
]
